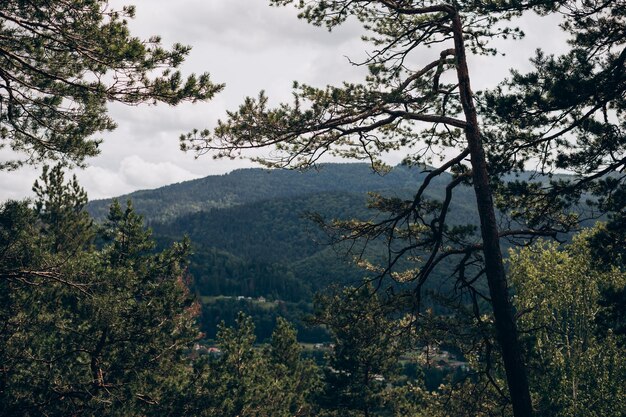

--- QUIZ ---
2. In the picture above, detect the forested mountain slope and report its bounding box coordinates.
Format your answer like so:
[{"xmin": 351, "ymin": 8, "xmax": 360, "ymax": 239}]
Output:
[
  {"xmin": 86, "ymin": 163, "xmax": 480, "ymax": 340},
  {"xmin": 87, "ymin": 163, "xmax": 474, "ymax": 222}
]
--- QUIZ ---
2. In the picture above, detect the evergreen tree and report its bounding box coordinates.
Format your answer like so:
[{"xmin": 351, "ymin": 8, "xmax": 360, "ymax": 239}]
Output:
[
  {"xmin": 187, "ymin": 313, "xmax": 320, "ymax": 417},
  {"xmin": 0, "ymin": 0, "xmax": 222, "ymax": 169},
  {"xmin": 313, "ymin": 285, "xmax": 425, "ymax": 417},
  {"xmin": 263, "ymin": 317, "xmax": 321, "ymax": 416},
  {"xmin": 32, "ymin": 164, "xmax": 94, "ymax": 253},
  {"xmin": 484, "ymin": 1, "xmax": 625, "ymax": 230},
  {"xmin": 0, "ymin": 167, "xmax": 199, "ymax": 416},
  {"xmin": 182, "ymin": 2, "xmax": 625, "ymax": 415},
  {"xmin": 182, "ymin": 1, "xmax": 527, "ymax": 413}
]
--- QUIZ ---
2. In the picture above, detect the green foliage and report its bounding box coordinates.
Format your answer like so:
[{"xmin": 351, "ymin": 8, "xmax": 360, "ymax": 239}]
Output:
[
  {"xmin": 32, "ymin": 165, "xmax": 94, "ymax": 252},
  {"xmin": 200, "ymin": 296, "xmax": 329, "ymax": 343},
  {"xmin": 182, "ymin": 3, "xmax": 608, "ymax": 413},
  {"xmin": 596, "ymin": 283, "xmax": 626, "ymax": 346},
  {"xmin": 509, "ymin": 231, "xmax": 626, "ymax": 417},
  {"xmin": 87, "ymin": 163, "xmax": 463, "ymax": 223},
  {"xmin": 414, "ymin": 228, "xmax": 626, "ymax": 417},
  {"xmin": 313, "ymin": 285, "xmax": 428, "ymax": 417},
  {"xmin": 3, "ymin": 0, "xmax": 621, "ymax": 414},
  {"xmin": 7, "ymin": 170, "xmax": 626, "ymax": 416},
  {"xmin": 482, "ymin": 0, "xmax": 626, "ymax": 235},
  {"xmin": 0, "ymin": 168, "xmax": 199, "ymax": 415},
  {"xmin": 87, "ymin": 164, "xmax": 479, "ymax": 343},
  {"xmin": 263, "ymin": 318, "xmax": 323, "ymax": 416},
  {"xmin": 0, "ymin": 0, "xmax": 222, "ymax": 169},
  {"xmin": 191, "ymin": 247, "xmax": 312, "ymax": 302},
  {"xmin": 186, "ymin": 313, "xmax": 321, "ymax": 417}
]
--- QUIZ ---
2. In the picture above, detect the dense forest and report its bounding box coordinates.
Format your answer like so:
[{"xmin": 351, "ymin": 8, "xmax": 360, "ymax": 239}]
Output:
[
  {"xmin": 88, "ymin": 164, "xmax": 480, "ymax": 340},
  {"xmin": 1, "ymin": 0, "xmax": 625, "ymax": 416}
]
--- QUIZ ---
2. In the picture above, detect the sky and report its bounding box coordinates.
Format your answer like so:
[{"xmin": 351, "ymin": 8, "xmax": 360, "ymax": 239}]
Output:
[{"xmin": 0, "ymin": 0, "xmax": 568, "ymax": 202}]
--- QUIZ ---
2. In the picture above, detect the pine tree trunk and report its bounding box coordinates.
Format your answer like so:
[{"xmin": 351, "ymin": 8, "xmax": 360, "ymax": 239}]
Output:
[{"xmin": 450, "ymin": 11, "xmax": 534, "ymax": 417}]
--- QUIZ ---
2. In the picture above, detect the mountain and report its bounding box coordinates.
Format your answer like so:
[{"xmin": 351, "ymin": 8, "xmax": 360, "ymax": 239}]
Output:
[
  {"xmin": 86, "ymin": 163, "xmax": 478, "ymax": 341},
  {"xmin": 87, "ymin": 163, "xmax": 474, "ymax": 223}
]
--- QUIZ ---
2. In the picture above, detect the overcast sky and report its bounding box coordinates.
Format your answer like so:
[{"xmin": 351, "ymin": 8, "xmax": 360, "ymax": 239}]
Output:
[{"xmin": 0, "ymin": 0, "xmax": 568, "ymax": 202}]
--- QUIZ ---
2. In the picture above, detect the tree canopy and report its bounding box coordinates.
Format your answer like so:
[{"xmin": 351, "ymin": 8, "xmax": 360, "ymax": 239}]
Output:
[
  {"xmin": 509, "ymin": 231, "xmax": 626, "ymax": 417},
  {"xmin": 0, "ymin": 167, "xmax": 200, "ymax": 415},
  {"xmin": 1, "ymin": 1, "xmax": 624, "ymax": 415}
]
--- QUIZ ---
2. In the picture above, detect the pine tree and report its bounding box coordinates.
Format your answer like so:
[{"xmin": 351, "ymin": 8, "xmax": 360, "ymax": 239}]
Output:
[
  {"xmin": 0, "ymin": 167, "xmax": 199, "ymax": 415},
  {"xmin": 0, "ymin": 0, "xmax": 223, "ymax": 169},
  {"xmin": 313, "ymin": 285, "xmax": 420, "ymax": 417},
  {"xmin": 264, "ymin": 317, "xmax": 321, "ymax": 417},
  {"xmin": 187, "ymin": 313, "xmax": 320, "ymax": 417},
  {"xmin": 182, "ymin": 2, "xmax": 625, "ymax": 415}
]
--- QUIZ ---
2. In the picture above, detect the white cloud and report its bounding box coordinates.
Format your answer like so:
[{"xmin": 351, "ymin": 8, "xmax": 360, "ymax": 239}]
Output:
[
  {"xmin": 120, "ymin": 156, "xmax": 201, "ymax": 189},
  {"xmin": 0, "ymin": 166, "xmax": 38, "ymax": 201},
  {"xmin": 75, "ymin": 166, "xmax": 131, "ymax": 200},
  {"xmin": 0, "ymin": 1, "xmax": 571, "ymax": 203},
  {"xmin": 75, "ymin": 156, "xmax": 203, "ymax": 200}
]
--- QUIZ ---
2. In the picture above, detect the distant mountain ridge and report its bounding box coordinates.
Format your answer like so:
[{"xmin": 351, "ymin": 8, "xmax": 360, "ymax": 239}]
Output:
[{"xmin": 86, "ymin": 163, "xmax": 460, "ymax": 223}]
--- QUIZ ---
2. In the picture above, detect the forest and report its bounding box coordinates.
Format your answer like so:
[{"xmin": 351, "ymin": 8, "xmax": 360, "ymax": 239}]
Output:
[{"xmin": 0, "ymin": 1, "xmax": 625, "ymax": 416}]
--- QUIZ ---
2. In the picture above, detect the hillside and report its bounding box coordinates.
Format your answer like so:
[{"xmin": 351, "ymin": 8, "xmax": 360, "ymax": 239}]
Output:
[
  {"xmin": 87, "ymin": 163, "xmax": 479, "ymax": 341},
  {"xmin": 87, "ymin": 163, "xmax": 474, "ymax": 222}
]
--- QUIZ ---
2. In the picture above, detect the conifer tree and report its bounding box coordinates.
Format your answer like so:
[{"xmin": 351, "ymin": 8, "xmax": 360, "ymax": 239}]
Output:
[
  {"xmin": 264, "ymin": 317, "xmax": 321, "ymax": 416},
  {"xmin": 183, "ymin": 2, "xmax": 625, "ymax": 415},
  {"xmin": 313, "ymin": 285, "xmax": 421, "ymax": 417},
  {"xmin": 187, "ymin": 313, "xmax": 320, "ymax": 417},
  {"xmin": 183, "ymin": 1, "xmax": 531, "ymax": 414},
  {"xmin": 0, "ymin": 167, "xmax": 199, "ymax": 415},
  {"xmin": 0, "ymin": 0, "xmax": 223, "ymax": 169}
]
